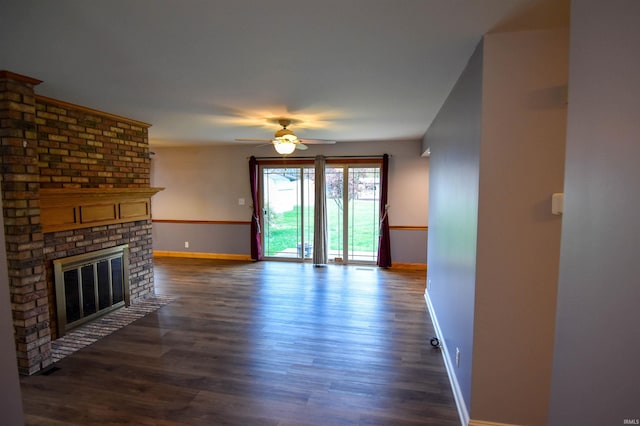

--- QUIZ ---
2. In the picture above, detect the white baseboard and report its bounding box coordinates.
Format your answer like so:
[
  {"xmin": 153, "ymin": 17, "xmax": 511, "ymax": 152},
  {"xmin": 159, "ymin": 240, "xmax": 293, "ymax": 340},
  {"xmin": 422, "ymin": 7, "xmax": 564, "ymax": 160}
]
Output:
[{"xmin": 424, "ymin": 291, "xmax": 469, "ymax": 426}]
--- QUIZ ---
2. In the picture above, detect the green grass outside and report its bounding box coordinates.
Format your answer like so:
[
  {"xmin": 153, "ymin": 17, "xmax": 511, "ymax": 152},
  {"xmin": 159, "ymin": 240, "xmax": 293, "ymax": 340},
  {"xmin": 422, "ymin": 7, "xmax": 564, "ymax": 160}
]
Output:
[{"xmin": 263, "ymin": 199, "xmax": 379, "ymax": 257}]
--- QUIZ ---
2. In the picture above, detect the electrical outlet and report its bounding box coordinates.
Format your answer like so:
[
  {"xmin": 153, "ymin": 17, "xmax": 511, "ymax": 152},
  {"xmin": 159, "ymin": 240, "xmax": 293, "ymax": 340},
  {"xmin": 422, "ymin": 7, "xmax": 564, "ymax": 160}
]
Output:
[
  {"xmin": 456, "ymin": 347, "xmax": 460, "ymax": 367},
  {"xmin": 184, "ymin": 241, "xmax": 189, "ymax": 248}
]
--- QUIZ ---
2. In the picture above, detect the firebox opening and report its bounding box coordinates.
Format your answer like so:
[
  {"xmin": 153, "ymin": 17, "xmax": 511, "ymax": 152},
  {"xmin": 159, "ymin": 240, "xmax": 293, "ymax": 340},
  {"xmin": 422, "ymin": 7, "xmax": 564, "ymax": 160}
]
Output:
[{"xmin": 53, "ymin": 245, "xmax": 130, "ymax": 337}]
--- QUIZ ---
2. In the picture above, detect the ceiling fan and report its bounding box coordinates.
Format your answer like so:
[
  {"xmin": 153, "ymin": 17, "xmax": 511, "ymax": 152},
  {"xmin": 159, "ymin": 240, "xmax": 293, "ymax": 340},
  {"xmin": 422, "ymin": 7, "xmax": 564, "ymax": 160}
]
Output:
[{"xmin": 235, "ymin": 119, "xmax": 336, "ymax": 155}]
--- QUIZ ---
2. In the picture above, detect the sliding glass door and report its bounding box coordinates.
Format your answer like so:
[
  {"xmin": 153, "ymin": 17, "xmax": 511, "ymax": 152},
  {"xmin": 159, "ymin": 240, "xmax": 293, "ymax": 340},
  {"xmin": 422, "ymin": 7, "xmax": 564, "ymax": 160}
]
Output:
[{"xmin": 261, "ymin": 163, "xmax": 381, "ymax": 264}]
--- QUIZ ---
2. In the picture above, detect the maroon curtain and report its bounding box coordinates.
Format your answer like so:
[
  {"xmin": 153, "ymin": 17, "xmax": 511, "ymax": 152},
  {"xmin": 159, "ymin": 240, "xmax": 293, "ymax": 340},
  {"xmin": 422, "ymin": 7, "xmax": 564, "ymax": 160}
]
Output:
[
  {"xmin": 377, "ymin": 153, "xmax": 391, "ymax": 267},
  {"xmin": 249, "ymin": 156, "xmax": 262, "ymax": 261}
]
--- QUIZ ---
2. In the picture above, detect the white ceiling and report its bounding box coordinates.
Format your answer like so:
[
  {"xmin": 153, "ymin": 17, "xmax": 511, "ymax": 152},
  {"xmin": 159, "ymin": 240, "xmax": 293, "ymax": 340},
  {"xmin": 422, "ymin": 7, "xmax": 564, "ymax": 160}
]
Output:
[{"xmin": 1, "ymin": 0, "xmax": 532, "ymax": 147}]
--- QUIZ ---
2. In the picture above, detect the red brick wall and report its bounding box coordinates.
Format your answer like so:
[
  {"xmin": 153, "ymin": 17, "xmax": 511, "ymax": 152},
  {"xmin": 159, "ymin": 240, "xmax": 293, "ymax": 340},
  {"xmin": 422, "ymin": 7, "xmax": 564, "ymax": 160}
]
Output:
[
  {"xmin": 35, "ymin": 96, "xmax": 155, "ymax": 342},
  {"xmin": 36, "ymin": 97, "xmax": 150, "ymax": 189},
  {"xmin": 0, "ymin": 72, "xmax": 50, "ymax": 375},
  {"xmin": 43, "ymin": 220, "xmax": 154, "ymax": 339},
  {"xmin": 1, "ymin": 71, "xmax": 155, "ymax": 374}
]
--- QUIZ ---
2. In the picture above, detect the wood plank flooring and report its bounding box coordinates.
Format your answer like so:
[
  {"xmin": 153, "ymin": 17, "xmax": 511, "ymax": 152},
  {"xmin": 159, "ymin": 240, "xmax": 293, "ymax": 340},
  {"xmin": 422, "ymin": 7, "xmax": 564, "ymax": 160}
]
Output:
[{"xmin": 20, "ymin": 258, "xmax": 459, "ymax": 425}]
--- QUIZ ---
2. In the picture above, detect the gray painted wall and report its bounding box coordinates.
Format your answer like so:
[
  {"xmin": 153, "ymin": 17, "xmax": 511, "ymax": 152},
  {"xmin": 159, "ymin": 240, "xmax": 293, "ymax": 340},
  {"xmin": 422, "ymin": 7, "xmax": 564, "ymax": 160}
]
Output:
[
  {"xmin": 389, "ymin": 229, "xmax": 428, "ymax": 264},
  {"xmin": 151, "ymin": 140, "xmax": 429, "ymax": 264},
  {"xmin": 0, "ymin": 188, "xmax": 25, "ymax": 425},
  {"xmin": 426, "ymin": 42, "xmax": 484, "ymax": 410},
  {"xmin": 426, "ymin": 25, "xmax": 569, "ymax": 425},
  {"xmin": 153, "ymin": 224, "xmax": 428, "ymax": 264},
  {"xmin": 549, "ymin": 1, "xmax": 640, "ymax": 424},
  {"xmin": 472, "ymin": 28, "xmax": 568, "ymax": 426},
  {"xmin": 153, "ymin": 222, "xmax": 250, "ymax": 255}
]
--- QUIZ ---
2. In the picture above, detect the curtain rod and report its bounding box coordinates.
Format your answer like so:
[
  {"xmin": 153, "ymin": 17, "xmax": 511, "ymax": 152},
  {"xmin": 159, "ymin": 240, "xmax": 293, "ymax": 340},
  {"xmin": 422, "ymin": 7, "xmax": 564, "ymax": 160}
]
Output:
[{"xmin": 249, "ymin": 154, "xmax": 390, "ymax": 160}]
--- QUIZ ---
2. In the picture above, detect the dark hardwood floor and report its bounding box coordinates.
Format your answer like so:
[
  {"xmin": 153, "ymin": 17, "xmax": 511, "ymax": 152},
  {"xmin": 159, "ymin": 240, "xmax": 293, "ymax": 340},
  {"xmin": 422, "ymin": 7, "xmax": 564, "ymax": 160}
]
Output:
[{"xmin": 20, "ymin": 258, "xmax": 459, "ymax": 425}]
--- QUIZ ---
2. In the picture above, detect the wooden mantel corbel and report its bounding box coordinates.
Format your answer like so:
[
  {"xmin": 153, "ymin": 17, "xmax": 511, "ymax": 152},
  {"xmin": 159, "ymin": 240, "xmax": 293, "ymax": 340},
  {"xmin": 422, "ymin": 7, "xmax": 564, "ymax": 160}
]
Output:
[{"xmin": 39, "ymin": 187, "xmax": 164, "ymax": 233}]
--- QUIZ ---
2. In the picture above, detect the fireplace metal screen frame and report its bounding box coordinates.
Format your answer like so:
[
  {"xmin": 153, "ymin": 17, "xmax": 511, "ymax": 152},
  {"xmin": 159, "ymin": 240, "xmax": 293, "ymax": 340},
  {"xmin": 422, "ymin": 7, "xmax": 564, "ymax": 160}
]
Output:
[{"xmin": 53, "ymin": 244, "xmax": 130, "ymax": 337}]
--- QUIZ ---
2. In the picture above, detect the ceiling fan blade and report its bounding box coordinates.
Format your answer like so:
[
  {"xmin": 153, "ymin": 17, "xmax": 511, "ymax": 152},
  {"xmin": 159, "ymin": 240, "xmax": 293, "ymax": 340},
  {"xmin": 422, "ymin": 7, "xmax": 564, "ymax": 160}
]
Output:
[
  {"xmin": 296, "ymin": 143, "xmax": 309, "ymax": 151},
  {"xmin": 235, "ymin": 138, "xmax": 272, "ymax": 142},
  {"xmin": 299, "ymin": 138, "xmax": 336, "ymax": 145},
  {"xmin": 253, "ymin": 143, "xmax": 273, "ymax": 149}
]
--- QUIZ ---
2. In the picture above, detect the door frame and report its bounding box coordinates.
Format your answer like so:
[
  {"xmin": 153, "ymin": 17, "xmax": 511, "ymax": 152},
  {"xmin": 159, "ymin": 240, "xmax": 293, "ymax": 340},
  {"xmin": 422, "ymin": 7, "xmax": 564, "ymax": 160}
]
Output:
[{"xmin": 257, "ymin": 158, "xmax": 383, "ymax": 264}]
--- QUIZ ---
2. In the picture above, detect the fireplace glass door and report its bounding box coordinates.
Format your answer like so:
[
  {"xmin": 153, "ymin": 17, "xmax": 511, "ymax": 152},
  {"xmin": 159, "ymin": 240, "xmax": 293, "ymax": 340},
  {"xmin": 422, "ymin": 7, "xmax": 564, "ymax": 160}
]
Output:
[{"xmin": 54, "ymin": 245, "xmax": 130, "ymax": 336}]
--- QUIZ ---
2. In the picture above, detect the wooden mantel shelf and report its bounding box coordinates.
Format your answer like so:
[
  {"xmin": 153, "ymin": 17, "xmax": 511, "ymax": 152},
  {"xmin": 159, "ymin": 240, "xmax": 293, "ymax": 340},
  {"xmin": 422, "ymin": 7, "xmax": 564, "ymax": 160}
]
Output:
[{"xmin": 40, "ymin": 187, "xmax": 164, "ymax": 233}]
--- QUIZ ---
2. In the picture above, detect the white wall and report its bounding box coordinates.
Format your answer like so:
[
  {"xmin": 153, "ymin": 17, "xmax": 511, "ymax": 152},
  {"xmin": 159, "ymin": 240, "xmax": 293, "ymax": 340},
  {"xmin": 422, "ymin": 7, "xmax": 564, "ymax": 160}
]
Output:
[{"xmin": 549, "ymin": 1, "xmax": 640, "ymax": 424}]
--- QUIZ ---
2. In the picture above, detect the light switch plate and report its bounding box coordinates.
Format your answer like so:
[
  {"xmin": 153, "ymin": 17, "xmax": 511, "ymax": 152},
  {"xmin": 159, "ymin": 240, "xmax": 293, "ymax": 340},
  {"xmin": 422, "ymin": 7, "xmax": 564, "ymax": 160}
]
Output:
[{"xmin": 552, "ymin": 193, "xmax": 564, "ymax": 215}]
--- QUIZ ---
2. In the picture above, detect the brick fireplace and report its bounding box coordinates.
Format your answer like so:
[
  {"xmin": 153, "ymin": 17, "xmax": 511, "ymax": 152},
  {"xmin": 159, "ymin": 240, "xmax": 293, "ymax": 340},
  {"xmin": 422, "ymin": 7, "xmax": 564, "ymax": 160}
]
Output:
[{"xmin": 0, "ymin": 71, "xmax": 161, "ymax": 374}]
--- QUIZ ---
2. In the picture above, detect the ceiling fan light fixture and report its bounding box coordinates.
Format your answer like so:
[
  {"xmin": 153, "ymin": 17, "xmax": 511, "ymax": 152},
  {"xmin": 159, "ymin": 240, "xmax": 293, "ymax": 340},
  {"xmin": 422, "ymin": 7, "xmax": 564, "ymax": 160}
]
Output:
[
  {"xmin": 274, "ymin": 128, "xmax": 298, "ymax": 141},
  {"xmin": 273, "ymin": 138, "xmax": 296, "ymax": 155}
]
